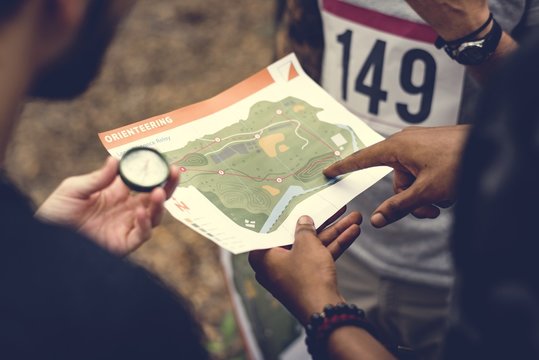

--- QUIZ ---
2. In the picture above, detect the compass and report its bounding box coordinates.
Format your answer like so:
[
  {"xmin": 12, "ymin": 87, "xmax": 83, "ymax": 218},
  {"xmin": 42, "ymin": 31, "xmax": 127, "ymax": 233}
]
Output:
[{"xmin": 119, "ymin": 147, "xmax": 170, "ymax": 192}]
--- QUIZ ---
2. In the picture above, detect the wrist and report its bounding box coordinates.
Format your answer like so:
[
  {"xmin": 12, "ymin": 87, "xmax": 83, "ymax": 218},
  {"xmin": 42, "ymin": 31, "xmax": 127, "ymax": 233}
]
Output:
[
  {"xmin": 298, "ymin": 292, "xmax": 345, "ymax": 326},
  {"xmin": 436, "ymin": 8, "xmax": 491, "ymax": 41},
  {"xmin": 305, "ymin": 303, "xmax": 386, "ymax": 359},
  {"xmin": 436, "ymin": 13, "xmax": 503, "ymax": 66}
]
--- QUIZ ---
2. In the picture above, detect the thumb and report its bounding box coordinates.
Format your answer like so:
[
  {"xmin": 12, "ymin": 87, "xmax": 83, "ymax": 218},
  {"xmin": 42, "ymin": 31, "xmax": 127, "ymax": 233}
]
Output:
[
  {"xmin": 293, "ymin": 216, "xmax": 322, "ymax": 251},
  {"xmin": 370, "ymin": 183, "xmax": 426, "ymax": 228},
  {"xmin": 69, "ymin": 157, "xmax": 119, "ymax": 198}
]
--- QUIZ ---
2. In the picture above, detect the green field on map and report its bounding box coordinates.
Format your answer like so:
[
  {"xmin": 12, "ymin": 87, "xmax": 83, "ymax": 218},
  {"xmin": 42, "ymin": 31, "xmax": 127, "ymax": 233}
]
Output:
[{"xmin": 163, "ymin": 97, "xmax": 364, "ymax": 233}]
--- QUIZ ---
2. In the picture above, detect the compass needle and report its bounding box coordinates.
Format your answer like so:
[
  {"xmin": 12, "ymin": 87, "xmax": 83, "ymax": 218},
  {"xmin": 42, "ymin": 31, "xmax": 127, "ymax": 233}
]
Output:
[{"xmin": 119, "ymin": 147, "xmax": 170, "ymax": 192}]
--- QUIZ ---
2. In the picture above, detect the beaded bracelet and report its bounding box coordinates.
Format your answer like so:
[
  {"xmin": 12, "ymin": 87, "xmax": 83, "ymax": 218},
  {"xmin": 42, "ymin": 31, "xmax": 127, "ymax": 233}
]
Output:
[{"xmin": 305, "ymin": 303, "xmax": 379, "ymax": 359}]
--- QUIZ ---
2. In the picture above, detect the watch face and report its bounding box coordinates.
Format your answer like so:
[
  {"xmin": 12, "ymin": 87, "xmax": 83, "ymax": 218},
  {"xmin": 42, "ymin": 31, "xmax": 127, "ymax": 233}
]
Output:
[
  {"xmin": 458, "ymin": 46, "xmax": 488, "ymax": 66},
  {"xmin": 119, "ymin": 147, "xmax": 170, "ymax": 192}
]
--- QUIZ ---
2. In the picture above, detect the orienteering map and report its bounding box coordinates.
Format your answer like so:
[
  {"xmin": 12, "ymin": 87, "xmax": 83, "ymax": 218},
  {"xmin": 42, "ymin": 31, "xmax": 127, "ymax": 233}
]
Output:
[{"xmin": 99, "ymin": 54, "xmax": 391, "ymax": 253}]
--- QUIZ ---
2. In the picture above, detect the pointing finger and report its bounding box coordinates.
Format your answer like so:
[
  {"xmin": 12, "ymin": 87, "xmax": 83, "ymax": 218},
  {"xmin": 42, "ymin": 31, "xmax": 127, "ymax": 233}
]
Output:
[{"xmin": 323, "ymin": 140, "xmax": 396, "ymax": 178}]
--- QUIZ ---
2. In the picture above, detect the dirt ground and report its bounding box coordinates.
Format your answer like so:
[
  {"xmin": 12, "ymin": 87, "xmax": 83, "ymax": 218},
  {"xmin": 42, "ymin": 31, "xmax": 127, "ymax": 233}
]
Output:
[{"xmin": 6, "ymin": 1, "xmax": 276, "ymax": 358}]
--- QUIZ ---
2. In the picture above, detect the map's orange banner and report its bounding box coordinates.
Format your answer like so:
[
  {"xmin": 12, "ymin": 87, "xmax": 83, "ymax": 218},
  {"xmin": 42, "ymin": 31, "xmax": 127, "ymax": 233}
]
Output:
[{"xmin": 99, "ymin": 68, "xmax": 274, "ymax": 149}]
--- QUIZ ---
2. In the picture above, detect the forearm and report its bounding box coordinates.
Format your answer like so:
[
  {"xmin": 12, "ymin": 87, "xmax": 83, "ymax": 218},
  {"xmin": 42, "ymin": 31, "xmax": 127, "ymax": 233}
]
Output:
[
  {"xmin": 297, "ymin": 294, "xmax": 396, "ymax": 359},
  {"xmin": 327, "ymin": 327, "xmax": 396, "ymax": 360}
]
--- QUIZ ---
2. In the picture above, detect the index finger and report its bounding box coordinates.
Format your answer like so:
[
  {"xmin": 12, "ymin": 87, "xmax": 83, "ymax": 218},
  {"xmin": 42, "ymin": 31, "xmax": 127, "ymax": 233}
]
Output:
[{"xmin": 323, "ymin": 140, "xmax": 395, "ymax": 178}]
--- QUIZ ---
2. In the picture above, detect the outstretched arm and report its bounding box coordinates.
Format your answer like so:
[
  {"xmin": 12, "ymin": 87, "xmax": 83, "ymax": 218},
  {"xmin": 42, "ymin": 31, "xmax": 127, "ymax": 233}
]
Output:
[
  {"xmin": 324, "ymin": 125, "xmax": 470, "ymax": 228},
  {"xmin": 36, "ymin": 156, "xmax": 180, "ymax": 256}
]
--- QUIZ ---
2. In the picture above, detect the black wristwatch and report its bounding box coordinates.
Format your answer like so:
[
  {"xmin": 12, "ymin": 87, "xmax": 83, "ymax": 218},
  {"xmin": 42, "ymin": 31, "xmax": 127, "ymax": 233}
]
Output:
[{"xmin": 435, "ymin": 14, "xmax": 503, "ymax": 66}]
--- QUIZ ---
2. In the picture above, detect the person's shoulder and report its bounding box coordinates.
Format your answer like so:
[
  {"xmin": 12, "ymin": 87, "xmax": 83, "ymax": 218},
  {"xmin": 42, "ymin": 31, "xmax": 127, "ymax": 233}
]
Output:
[
  {"xmin": 0, "ymin": 180, "xmax": 173, "ymax": 315},
  {"xmin": 0, "ymin": 199, "xmax": 208, "ymax": 359}
]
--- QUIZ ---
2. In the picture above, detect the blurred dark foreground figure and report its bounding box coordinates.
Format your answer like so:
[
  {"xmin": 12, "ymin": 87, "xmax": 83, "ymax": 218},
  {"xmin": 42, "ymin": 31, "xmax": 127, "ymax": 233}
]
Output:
[
  {"xmin": 0, "ymin": 1, "xmax": 208, "ymax": 358},
  {"xmin": 250, "ymin": 27, "xmax": 539, "ymax": 360},
  {"xmin": 446, "ymin": 30, "xmax": 539, "ymax": 359}
]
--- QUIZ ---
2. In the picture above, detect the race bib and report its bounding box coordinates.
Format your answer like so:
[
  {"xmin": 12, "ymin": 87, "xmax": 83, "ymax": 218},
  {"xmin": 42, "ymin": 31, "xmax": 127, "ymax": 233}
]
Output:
[{"xmin": 321, "ymin": 0, "xmax": 465, "ymax": 135}]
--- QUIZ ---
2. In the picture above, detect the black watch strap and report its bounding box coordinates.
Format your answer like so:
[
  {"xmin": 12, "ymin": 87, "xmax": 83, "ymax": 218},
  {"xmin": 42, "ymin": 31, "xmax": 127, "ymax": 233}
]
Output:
[
  {"xmin": 436, "ymin": 15, "xmax": 503, "ymax": 65},
  {"xmin": 435, "ymin": 13, "xmax": 494, "ymax": 49}
]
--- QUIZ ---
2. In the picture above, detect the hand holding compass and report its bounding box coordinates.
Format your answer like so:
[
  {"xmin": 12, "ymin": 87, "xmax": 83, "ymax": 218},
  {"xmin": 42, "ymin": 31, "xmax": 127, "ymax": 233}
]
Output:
[{"xmin": 36, "ymin": 155, "xmax": 179, "ymax": 255}]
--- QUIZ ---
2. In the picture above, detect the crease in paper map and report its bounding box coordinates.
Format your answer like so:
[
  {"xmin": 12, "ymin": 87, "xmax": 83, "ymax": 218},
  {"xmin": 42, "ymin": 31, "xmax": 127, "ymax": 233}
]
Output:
[{"xmin": 99, "ymin": 54, "xmax": 391, "ymax": 254}]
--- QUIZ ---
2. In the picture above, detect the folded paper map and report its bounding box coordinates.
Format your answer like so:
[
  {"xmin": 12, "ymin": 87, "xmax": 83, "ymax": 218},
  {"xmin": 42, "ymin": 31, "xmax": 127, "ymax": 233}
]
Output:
[{"xmin": 99, "ymin": 54, "xmax": 391, "ymax": 253}]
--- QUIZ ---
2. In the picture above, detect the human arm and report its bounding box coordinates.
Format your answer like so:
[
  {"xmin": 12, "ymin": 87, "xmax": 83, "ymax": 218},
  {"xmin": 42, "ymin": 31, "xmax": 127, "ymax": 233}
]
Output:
[
  {"xmin": 35, "ymin": 156, "xmax": 180, "ymax": 256},
  {"xmin": 249, "ymin": 213, "xmax": 395, "ymax": 359},
  {"xmin": 274, "ymin": 0, "xmax": 324, "ymax": 82},
  {"xmin": 324, "ymin": 125, "xmax": 470, "ymax": 228},
  {"xmin": 404, "ymin": 0, "xmax": 518, "ymax": 84}
]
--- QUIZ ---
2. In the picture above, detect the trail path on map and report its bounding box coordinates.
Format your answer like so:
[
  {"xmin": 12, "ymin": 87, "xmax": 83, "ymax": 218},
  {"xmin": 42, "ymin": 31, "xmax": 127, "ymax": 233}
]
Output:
[{"xmin": 165, "ymin": 96, "xmax": 364, "ymax": 233}]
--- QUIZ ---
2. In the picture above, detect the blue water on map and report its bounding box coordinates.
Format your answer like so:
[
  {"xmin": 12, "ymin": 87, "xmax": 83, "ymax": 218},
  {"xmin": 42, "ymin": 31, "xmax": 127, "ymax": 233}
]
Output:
[
  {"xmin": 259, "ymin": 179, "xmax": 337, "ymax": 233},
  {"xmin": 259, "ymin": 125, "xmax": 355, "ymax": 233}
]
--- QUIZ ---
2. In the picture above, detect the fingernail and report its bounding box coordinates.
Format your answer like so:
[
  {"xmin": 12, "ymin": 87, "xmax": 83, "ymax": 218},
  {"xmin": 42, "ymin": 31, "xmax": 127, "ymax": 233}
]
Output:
[
  {"xmin": 298, "ymin": 215, "xmax": 314, "ymax": 226},
  {"xmin": 323, "ymin": 165, "xmax": 336, "ymax": 177},
  {"xmin": 371, "ymin": 213, "xmax": 387, "ymax": 228}
]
